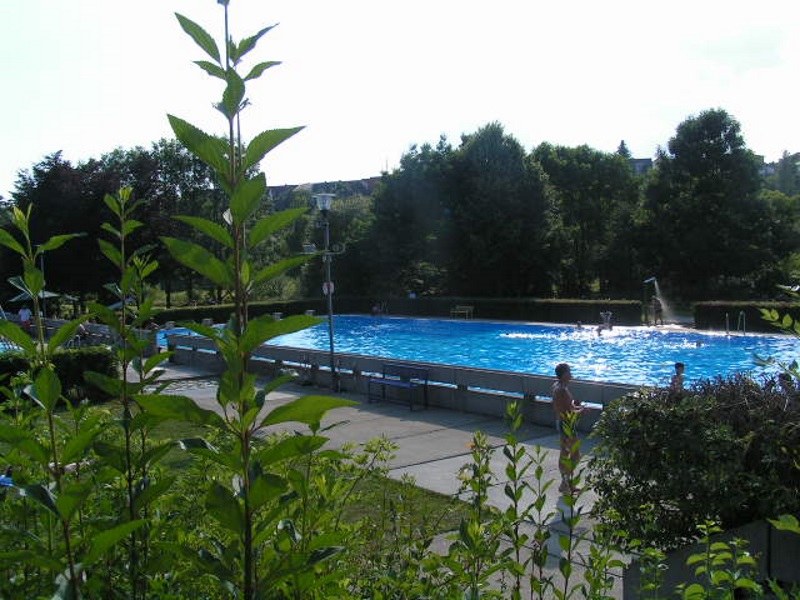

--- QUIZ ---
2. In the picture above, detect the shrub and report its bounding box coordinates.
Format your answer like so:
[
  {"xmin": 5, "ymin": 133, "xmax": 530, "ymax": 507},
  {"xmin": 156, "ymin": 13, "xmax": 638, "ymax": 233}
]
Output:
[
  {"xmin": 0, "ymin": 346, "xmax": 118, "ymax": 404},
  {"xmin": 694, "ymin": 300, "xmax": 800, "ymax": 332},
  {"xmin": 589, "ymin": 373, "xmax": 800, "ymax": 550}
]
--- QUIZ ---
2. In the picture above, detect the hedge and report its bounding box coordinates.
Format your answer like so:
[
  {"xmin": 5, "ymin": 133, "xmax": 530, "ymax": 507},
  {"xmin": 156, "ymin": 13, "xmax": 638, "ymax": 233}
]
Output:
[
  {"xmin": 154, "ymin": 296, "xmax": 643, "ymax": 326},
  {"xmin": 0, "ymin": 346, "xmax": 119, "ymax": 404},
  {"xmin": 693, "ymin": 301, "xmax": 800, "ymax": 333}
]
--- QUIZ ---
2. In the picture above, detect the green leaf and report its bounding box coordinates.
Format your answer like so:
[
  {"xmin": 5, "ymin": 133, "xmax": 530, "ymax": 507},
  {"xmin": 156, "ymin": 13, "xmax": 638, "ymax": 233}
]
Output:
[
  {"xmin": 0, "ymin": 228, "xmax": 25, "ymax": 255},
  {"xmin": 26, "ymin": 367, "xmax": 62, "ymax": 412},
  {"xmin": 103, "ymin": 193, "xmax": 122, "ymax": 218},
  {"xmin": 308, "ymin": 545, "xmax": 343, "ymax": 565},
  {"xmin": 56, "ymin": 481, "xmax": 93, "ymax": 521},
  {"xmin": 47, "ymin": 315, "xmax": 91, "ymax": 354},
  {"xmin": 241, "ymin": 126, "xmax": 304, "ymax": 173},
  {"xmin": 262, "ymin": 373, "xmax": 295, "ymax": 396},
  {"xmin": 174, "ymin": 216, "xmax": 234, "ymax": 248},
  {"xmin": 141, "ymin": 351, "xmax": 171, "ymax": 376},
  {"xmin": 241, "ymin": 314, "xmax": 319, "ymax": 354},
  {"xmin": 133, "ymin": 476, "xmax": 176, "ymax": 513},
  {"xmin": 19, "ymin": 484, "xmax": 60, "ymax": 517},
  {"xmin": 244, "ymin": 60, "xmax": 280, "ymax": 81},
  {"xmin": 252, "ymin": 255, "xmax": 312, "ymax": 286},
  {"xmin": 175, "ymin": 13, "xmax": 220, "ymax": 63},
  {"xmin": 236, "ymin": 24, "xmax": 276, "ymax": 62},
  {"xmin": 177, "ymin": 437, "xmax": 219, "ymax": 452},
  {"xmin": 37, "ymin": 233, "xmax": 83, "ymax": 253},
  {"xmin": 61, "ymin": 426, "xmax": 100, "ymax": 465},
  {"xmin": 0, "ymin": 423, "xmax": 49, "ymax": 464},
  {"xmin": 22, "ymin": 265, "xmax": 44, "ymax": 298},
  {"xmin": 83, "ymin": 371, "xmax": 125, "ymax": 397},
  {"xmin": 261, "ymin": 395, "xmax": 356, "ymax": 428},
  {"xmin": 682, "ymin": 583, "xmax": 705, "ymax": 599},
  {"xmin": 218, "ymin": 68, "xmax": 245, "ymax": 120},
  {"xmin": 0, "ymin": 319, "xmax": 36, "ymax": 353},
  {"xmin": 230, "ymin": 174, "xmax": 266, "ymax": 224},
  {"xmin": 249, "ymin": 206, "xmax": 308, "ymax": 248},
  {"xmin": 769, "ymin": 514, "xmax": 800, "ymax": 533},
  {"xmin": 168, "ymin": 115, "xmax": 230, "ymax": 175},
  {"xmin": 161, "ymin": 236, "xmax": 233, "ymax": 287},
  {"xmin": 206, "ymin": 482, "xmax": 244, "ymax": 533},
  {"xmin": 93, "ymin": 441, "xmax": 127, "ymax": 473},
  {"xmin": 249, "ymin": 472, "xmax": 287, "ymax": 511},
  {"xmin": 122, "ymin": 219, "xmax": 144, "ymax": 236},
  {"xmin": 255, "ymin": 435, "xmax": 328, "ymax": 466},
  {"xmin": 195, "ymin": 60, "xmax": 225, "ymax": 79},
  {"xmin": 84, "ymin": 520, "xmax": 146, "ymax": 566},
  {"xmin": 137, "ymin": 393, "xmax": 227, "ymax": 429}
]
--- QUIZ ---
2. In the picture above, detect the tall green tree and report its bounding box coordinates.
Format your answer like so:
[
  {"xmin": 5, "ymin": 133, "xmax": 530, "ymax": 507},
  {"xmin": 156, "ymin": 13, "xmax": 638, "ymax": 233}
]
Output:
[
  {"xmin": 772, "ymin": 150, "xmax": 800, "ymax": 196},
  {"xmin": 367, "ymin": 137, "xmax": 453, "ymax": 296},
  {"xmin": 11, "ymin": 152, "xmax": 118, "ymax": 303},
  {"xmin": 446, "ymin": 123, "xmax": 553, "ymax": 296},
  {"xmin": 641, "ymin": 108, "xmax": 771, "ymax": 298},
  {"xmin": 533, "ymin": 143, "xmax": 640, "ymax": 297}
]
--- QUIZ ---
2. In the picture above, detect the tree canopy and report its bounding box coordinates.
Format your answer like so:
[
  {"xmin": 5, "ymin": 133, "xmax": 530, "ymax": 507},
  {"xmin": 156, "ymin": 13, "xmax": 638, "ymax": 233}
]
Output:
[{"xmin": 4, "ymin": 109, "xmax": 799, "ymax": 305}]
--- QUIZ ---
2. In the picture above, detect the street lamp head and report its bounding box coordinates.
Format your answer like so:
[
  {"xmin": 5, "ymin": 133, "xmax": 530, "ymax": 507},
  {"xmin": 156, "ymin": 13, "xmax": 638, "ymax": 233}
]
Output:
[
  {"xmin": 643, "ymin": 276, "xmax": 656, "ymax": 284},
  {"xmin": 312, "ymin": 193, "xmax": 335, "ymax": 214}
]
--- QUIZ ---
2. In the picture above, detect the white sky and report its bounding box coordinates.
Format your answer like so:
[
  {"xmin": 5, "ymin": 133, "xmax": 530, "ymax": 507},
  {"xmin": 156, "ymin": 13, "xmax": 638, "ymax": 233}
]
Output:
[{"xmin": 1, "ymin": 0, "xmax": 799, "ymax": 200}]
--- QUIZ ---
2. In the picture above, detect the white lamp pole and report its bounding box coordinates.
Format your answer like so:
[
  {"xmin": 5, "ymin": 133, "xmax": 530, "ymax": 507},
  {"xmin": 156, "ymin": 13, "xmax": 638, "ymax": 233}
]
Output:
[{"xmin": 313, "ymin": 193, "xmax": 338, "ymax": 391}]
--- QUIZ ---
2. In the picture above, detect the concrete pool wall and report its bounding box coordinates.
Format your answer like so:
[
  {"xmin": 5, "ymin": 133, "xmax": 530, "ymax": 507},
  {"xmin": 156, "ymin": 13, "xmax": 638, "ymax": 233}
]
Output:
[{"xmin": 166, "ymin": 333, "xmax": 639, "ymax": 432}]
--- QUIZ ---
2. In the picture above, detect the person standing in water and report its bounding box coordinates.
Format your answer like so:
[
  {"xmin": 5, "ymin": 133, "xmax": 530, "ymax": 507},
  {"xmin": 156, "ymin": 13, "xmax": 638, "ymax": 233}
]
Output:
[
  {"xmin": 552, "ymin": 363, "xmax": 586, "ymax": 494},
  {"xmin": 669, "ymin": 362, "xmax": 685, "ymax": 396}
]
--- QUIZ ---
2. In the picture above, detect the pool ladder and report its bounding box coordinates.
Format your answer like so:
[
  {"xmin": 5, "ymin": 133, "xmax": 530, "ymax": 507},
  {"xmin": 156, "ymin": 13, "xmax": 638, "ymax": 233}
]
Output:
[{"xmin": 725, "ymin": 311, "xmax": 746, "ymax": 335}]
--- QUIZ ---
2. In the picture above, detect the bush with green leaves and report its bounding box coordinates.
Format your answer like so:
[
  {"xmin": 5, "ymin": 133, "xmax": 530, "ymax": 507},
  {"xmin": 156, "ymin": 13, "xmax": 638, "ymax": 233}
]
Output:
[
  {"xmin": 1, "ymin": 346, "xmax": 118, "ymax": 397},
  {"xmin": 589, "ymin": 373, "xmax": 800, "ymax": 550}
]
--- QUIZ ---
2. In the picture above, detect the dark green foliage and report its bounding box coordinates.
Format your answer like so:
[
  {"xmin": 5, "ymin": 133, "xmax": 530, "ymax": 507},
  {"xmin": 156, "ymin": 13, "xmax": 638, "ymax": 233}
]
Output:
[
  {"xmin": 53, "ymin": 347, "xmax": 119, "ymax": 403},
  {"xmin": 447, "ymin": 123, "xmax": 554, "ymax": 297},
  {"xmin": 589, "ymin": 373, "xmax": 800, "ymax": 550},
  {"xmin": 154, "ymin": 296, "xmax": 643, "ymax": 325},
  {"xmin": 534, "ymin": 142, "xmax": 641, "ymax": 297},
  {"xmin": 694, "ymin": 301, "xmax": 800, "ymax": 331},
  {"xmin": 0, "ymin": 346, "xmax": 118, "ymax": 403},
  {"xmin": 641, "ymin": 109, "xmax": 776, "ymax": 299}
]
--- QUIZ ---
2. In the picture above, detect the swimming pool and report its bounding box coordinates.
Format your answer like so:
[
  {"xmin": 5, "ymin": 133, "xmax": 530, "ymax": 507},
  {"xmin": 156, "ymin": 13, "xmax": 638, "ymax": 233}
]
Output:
[{"xmin": 264, "ymin": 315, "xmax": 798, "ymax": 387}]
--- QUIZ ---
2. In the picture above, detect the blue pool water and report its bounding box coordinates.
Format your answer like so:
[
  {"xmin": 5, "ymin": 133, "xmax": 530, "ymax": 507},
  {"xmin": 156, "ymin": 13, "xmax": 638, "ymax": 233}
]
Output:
[{"xmin": 264, "ymin": 315, "xmax": 798, "ymax": 387}]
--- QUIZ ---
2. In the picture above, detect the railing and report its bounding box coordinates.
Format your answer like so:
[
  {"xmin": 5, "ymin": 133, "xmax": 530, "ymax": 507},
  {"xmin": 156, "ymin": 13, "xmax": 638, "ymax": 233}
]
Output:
[
  {"xmin": 0, "ymin": 315, "xmax": 150, "ymax": 349},
  {"xmin": 165, "ymin": 333, "xmax": 639, "ymax": 431}
]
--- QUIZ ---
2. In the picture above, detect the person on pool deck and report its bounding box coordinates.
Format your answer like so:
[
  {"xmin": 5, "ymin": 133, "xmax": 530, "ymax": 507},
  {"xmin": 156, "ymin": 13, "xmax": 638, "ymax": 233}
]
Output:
[
  {"xmin": 18, "ymin": 305, "xmax": 32, "ymax": 332},
  {"xmin": 552, "ymin": 362, "xmax": 586, "ymax": 494}
]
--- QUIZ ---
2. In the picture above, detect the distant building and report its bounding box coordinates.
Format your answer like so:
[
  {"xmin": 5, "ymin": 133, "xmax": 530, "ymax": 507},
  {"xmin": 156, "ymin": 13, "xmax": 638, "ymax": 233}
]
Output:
[
  {"xmin": 268, "ymin": 177, "xmax": 382, "ymax": 210},
  {"xmin": 629, "ymin": 158, "xmax": 653, "ymax": 176}
]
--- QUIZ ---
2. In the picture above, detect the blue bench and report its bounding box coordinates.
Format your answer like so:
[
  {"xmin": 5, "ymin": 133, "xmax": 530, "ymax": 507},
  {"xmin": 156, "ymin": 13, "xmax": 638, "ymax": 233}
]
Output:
[{"xmin": 367, "ymin": 363, "xmax": 429, "ymax": 411}]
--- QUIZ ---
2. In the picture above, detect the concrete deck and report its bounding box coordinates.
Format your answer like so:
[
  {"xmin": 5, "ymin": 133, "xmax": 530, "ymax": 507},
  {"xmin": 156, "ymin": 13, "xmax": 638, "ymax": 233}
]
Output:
[{"xmin": 153, "ymin": 363, "xmax": 626, "ymax": 597}]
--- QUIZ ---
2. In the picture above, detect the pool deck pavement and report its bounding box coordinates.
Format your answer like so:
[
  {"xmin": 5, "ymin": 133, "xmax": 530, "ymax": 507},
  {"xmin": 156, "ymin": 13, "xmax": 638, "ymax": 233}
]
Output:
[{"xmin": 153, "ymin": 362, "xmax": 626, "ymax": 597}]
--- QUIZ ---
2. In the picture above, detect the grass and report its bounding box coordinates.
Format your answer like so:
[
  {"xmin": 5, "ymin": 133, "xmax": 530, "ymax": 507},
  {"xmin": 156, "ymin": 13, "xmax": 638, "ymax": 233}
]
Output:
[{"xmin": 117, "ymin": 398, "xmax": 472, "ymax": 533}]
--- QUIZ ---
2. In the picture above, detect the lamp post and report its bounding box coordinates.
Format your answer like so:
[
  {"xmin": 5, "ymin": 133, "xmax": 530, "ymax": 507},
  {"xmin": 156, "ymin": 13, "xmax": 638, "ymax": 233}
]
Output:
[
  {"xmin": 313, "ymin": 193, "xmax": 339, "ymax": 391},
  {"xmin": 38, "ymin": 245, "xmax": 46, "ymax": 319}
]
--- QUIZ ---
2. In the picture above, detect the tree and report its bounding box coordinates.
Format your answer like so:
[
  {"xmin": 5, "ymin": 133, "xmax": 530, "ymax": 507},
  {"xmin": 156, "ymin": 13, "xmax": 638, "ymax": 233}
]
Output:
[
  {"xmin": 616, "ymin": 140, "xmax": 631, "ymax": 159},
  {"xmin": 447, "ymin": 123, "xmax": 553, "ymax": 297},
  {"xmin": 641, "ymin": 109, "xmax": 772, "ymax": 298},
  {"xmin": 11, "ymin": 152, "xmax": 119, "ymax": 303},
  {"xmin": 773, "ymin": 151, "xmax": 800, "ymax": 196},
  {"xmin": 367, "ymin": 137, "xmax": 454, "ymax": 296},
  {"xmin": 533, "ymin": 143, "xmax": 640, "ymax": 297}
]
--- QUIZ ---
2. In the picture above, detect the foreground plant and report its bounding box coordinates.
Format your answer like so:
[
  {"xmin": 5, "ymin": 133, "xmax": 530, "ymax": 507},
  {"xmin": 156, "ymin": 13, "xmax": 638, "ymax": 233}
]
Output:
[
  {"xmin": 137, "ymin": 2, "xmax": 354, "ymax": 598},
  {"xmin": 0, "ymin": 206, "xmax": 138, "ymax": 598}
]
